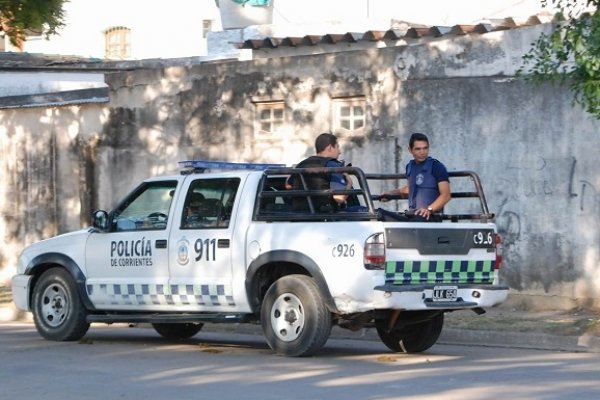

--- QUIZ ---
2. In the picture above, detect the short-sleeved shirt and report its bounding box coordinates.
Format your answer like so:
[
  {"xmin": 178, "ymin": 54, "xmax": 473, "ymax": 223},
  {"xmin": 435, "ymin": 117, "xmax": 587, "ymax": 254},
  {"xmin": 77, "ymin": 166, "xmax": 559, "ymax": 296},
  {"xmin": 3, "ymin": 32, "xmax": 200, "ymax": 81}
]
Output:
[
  {"xmin": 406, "ymin": 157, "xmax": 449, "ymax": 210},
  {"xmin": 289, "ymin": 156, "xmax": 344, "ymax": 211},
  {"xmin": 327, "ymin": 159, "xmax": 347, "ymax": 190}
]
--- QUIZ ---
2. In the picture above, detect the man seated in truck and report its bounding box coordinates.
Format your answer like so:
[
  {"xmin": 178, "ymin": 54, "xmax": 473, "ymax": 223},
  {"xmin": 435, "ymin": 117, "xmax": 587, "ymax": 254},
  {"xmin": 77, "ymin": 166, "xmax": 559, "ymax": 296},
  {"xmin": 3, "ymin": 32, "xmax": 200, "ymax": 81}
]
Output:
[
  {"xmin": 182, "ymin": 192, "xmax": 206, "ymax": 228},
  {"xmin": 286, "ymin": 132, "xmax": 353, "ymax": 212},
  {"xmin": 381, "ymin": 132, "xmax": 451, "ymax": 222}
]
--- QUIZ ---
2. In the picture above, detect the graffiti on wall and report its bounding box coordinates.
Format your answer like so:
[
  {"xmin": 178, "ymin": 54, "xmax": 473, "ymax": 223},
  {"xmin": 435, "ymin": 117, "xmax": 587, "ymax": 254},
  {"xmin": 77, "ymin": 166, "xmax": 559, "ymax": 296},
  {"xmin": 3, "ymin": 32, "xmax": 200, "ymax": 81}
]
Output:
[{"xmin": 495, "ymin": 156, "xmax": 599, "ymax": 294}]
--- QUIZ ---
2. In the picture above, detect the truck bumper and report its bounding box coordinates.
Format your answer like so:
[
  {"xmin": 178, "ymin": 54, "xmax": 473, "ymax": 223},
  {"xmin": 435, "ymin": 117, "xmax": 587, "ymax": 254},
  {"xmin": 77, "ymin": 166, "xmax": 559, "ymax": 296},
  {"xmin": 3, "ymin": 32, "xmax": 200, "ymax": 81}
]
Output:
[
  {"xmin": 11, "ymin": 274, "xmax": 32, "ymax": 311},
  {"xmin": 371, "ymin": 284, "xmax": 509, "ymax": 310}
]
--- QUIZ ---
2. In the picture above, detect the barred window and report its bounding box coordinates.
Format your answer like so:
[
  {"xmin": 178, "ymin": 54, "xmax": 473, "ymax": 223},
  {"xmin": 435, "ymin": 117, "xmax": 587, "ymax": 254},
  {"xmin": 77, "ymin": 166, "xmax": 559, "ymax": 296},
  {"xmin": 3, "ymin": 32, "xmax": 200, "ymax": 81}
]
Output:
[
  {"xmin": 255, "ymin": 102, "xmax": 284, "ymax": 134},
  {"xmin": 104, "ymin": 26, "xmax": 131, "ymax": 59},
  {"xmin": 333, "ymin": 98, "xmax": 366, "ymax": 135}
]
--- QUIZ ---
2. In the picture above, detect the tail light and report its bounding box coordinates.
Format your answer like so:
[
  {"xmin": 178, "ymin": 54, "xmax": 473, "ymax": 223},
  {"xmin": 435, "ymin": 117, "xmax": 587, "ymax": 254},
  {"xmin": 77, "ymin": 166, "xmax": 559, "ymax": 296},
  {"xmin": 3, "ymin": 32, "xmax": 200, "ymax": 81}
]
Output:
[
  {"xmin": 495, "ymin": 233, "xmax": 503, "ymax": 269},
  {"xmin": 364, "ymin": 233, "xmax": 385, "ymax": 270}
]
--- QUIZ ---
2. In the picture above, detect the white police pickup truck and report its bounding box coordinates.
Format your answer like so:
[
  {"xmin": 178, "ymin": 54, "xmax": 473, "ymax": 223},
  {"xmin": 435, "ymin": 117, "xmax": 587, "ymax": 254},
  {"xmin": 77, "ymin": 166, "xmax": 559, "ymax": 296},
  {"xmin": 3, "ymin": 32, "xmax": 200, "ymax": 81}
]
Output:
[{"xmin": 11, "ymin": 161, "xmax": 508, "ymax": 356}]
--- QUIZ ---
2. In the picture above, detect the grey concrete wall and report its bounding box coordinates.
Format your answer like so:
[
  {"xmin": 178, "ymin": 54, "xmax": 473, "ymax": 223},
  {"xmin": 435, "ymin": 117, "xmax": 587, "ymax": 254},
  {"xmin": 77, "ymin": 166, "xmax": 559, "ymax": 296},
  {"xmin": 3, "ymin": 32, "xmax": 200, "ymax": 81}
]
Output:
[
  {"xmin": 0, "ymin": 105, "xmax": 105, "ymax": 284},
  {"xmin": 1, "ymin": 22, "xmax": 598, "ymax": 309}
]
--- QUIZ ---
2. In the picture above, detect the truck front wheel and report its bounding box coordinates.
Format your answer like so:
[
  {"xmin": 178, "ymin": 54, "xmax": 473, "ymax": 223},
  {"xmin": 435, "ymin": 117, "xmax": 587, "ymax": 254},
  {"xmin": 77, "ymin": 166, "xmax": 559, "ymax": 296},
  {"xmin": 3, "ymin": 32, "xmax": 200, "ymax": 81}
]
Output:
[
  {"xmin": 376, "ymin": 312, "xmax": 444, "ymax": 353},
  {"xmin": 32, "ymin": 268, "xmax": 90, "ymax": 341},
  {"xmin": 260, "ymin": 274, "xmax": 332, "ymax": 357}
]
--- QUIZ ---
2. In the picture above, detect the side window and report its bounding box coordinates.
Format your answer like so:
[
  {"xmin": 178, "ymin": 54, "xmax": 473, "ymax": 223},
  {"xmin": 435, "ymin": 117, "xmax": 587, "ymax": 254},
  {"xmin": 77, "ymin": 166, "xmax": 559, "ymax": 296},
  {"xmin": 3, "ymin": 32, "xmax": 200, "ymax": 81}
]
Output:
[
  {"xmin": 258, "ymin": 176, "xmax": 292, "ymax": 214},
  {"xmin": 181, "ymin": 178, "xmax": 240, "ymax": 229},
  {"xmin": 112, "ymin": 181, "xmax": 177, "ymax": 231}
]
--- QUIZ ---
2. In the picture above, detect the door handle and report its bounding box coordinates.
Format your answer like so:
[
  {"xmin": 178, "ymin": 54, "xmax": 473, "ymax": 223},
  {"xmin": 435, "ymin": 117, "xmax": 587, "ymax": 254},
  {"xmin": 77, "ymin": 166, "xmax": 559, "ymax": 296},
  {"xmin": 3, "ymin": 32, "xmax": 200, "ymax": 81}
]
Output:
[
  {"xmin": 156, "ymin": 239, "xmax": 168, "ymax": 249},
  {"xmin": 217, "ymin": 239, "xmax": 230, "ymax": 248}
]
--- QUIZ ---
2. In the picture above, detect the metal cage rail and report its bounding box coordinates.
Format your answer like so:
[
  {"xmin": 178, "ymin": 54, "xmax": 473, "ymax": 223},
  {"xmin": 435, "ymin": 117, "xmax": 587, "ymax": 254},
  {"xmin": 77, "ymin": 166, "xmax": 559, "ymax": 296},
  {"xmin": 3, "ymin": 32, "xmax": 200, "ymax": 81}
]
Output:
[{"xmin": 177, "ymin": 162, "xmax": 494, "ymax": 222}]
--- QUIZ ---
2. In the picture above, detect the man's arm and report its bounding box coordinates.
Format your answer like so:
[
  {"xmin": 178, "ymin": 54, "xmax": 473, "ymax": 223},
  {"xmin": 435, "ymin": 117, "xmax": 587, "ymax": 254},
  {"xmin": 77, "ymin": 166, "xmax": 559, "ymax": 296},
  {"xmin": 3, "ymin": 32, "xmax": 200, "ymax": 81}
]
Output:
[
  {"xmin": 414, "ymin": 180, "xmax": 450, "ymax": 220},
  {"xmin": 380, "ymin": 185, "xmax": 408, "ymax": 202},
  {"xmin": 428, "ymin": 180, "xmax": 451, "ymax": 212},
  {"xmin": 332, "ymin": 173, "xmax": 352, "ymax": 204}
]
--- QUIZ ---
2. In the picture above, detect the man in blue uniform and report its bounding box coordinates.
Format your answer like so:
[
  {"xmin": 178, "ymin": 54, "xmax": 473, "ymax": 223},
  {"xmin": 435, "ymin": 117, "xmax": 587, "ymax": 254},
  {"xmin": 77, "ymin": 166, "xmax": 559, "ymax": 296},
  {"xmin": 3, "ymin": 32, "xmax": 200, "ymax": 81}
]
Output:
[
  {"xmin": 382, "ymin": 132, "xmax": 451, "ymax": 221},
  {"xmin": 287, "ymin": 133, "xmax": 352, "ymax": 212}
]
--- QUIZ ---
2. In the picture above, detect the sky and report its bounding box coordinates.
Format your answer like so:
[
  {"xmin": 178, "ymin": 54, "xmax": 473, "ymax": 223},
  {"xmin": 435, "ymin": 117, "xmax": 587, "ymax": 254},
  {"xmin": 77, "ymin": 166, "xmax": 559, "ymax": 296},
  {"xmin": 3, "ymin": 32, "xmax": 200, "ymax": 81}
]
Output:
[{"xmin": 270, "ymin": 0, "xmax": 552, "ymax": 26}]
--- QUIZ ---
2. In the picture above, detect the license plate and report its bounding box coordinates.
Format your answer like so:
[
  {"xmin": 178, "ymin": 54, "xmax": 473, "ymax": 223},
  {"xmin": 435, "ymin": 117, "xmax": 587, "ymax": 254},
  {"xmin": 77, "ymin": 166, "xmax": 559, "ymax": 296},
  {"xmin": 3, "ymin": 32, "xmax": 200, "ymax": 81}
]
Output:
[{"xmin": 432, "ymin": 285, "xmax": 458, "ymax": 302}]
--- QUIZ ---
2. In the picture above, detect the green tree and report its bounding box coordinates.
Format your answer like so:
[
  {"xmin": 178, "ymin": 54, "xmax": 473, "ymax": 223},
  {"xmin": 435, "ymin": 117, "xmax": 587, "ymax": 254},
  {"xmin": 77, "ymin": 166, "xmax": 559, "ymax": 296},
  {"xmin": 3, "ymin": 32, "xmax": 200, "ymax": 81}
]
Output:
[
  {"xmin": 0, "ymin": 0, "xmax": 67, "ymax": 50},
  {"xmin": 520, "ymin": 0, "xmax": 600, "ymax": 118}
]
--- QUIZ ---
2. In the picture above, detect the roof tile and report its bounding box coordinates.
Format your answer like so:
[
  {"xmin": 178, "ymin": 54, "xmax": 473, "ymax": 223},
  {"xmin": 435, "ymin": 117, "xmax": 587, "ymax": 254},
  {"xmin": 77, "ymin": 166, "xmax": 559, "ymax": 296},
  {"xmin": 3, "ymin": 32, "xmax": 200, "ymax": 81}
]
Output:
[
  {"xmin": 234, "ymin": 13, "xmax": 550, "ymax": 51},
  {"xmin": 363, "ymin": 30, "xmax": 386, "ymax": 41}
]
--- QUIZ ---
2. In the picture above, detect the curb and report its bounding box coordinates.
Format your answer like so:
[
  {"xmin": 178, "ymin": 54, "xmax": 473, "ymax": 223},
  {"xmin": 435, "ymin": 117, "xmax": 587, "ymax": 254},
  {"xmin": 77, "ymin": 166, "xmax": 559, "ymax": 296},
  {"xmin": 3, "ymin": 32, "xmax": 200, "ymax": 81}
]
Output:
[
  {"xmin": 2, "ymin": 304, "xmax": 598, "ymax": 353},
  {"xmin": 198, "ymin": 323, "xmax": 600, "ymax": 354},
  {"xmin": 439, "ymin": 328, "xmax": 600, "ymax": 353}
]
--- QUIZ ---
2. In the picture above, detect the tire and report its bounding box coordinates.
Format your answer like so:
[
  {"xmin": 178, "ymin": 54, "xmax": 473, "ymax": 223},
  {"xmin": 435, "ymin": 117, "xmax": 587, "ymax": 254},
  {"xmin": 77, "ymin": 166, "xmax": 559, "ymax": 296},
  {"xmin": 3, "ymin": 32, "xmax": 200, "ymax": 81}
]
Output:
[
  {"xmin": 32, "ymin": 268, "xmax": 90, "ymax": 341},
  {"xmin": 260, "ymin": 274, "xmax": 332, "ymax": 357},
  {"xmin": 376, "ymin": 313, "xmax": 444, "ymax": 353},
  {"xmin": 152, "ymin": 323, "xmax": 203, "ymax": 340}
]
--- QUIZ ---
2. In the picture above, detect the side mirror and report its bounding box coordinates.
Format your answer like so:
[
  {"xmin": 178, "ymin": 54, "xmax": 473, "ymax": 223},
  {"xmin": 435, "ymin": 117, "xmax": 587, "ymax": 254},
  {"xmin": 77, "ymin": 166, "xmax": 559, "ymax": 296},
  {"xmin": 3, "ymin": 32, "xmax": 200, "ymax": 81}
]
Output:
[{"xmin": 92, "ymin": 210, "xmax": 110, "ymax": 231}]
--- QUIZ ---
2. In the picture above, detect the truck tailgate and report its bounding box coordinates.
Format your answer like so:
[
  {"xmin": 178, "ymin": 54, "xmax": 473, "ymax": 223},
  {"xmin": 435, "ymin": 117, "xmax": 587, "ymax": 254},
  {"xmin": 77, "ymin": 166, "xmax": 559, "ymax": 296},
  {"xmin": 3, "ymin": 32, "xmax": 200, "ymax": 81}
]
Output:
[{"xmin": 384, "ymin": 224, "xmax": 497, "ymax": 285}]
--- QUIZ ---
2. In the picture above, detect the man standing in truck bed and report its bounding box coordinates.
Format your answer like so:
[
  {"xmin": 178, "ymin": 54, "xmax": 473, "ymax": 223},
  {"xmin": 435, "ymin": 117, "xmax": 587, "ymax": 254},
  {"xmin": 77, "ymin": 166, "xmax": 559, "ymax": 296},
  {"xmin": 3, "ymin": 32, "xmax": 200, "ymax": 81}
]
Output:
[
  {"xmin": 383, "ymin": 132, "xmax": 451, "ymax": 221},
  {"xmin": 287, "ymin": 132, "xmax": 352, "ymax": 212}
]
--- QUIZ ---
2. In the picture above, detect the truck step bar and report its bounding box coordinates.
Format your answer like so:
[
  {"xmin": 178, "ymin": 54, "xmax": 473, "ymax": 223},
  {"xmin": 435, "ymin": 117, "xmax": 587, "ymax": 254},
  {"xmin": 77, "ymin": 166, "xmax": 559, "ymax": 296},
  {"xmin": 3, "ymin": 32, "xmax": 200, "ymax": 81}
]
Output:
[{"xmin": 86, "ymin": 312, "xmax": 253, "ymax": 324}]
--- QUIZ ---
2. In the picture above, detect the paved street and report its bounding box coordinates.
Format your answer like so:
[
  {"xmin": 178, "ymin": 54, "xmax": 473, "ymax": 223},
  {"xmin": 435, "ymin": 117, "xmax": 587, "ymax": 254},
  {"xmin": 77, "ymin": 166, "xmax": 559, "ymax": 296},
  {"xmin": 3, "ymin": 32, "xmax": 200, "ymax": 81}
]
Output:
[{"xmin": 1, "ymin": 322, "xmax": 599, "ymax": 400}]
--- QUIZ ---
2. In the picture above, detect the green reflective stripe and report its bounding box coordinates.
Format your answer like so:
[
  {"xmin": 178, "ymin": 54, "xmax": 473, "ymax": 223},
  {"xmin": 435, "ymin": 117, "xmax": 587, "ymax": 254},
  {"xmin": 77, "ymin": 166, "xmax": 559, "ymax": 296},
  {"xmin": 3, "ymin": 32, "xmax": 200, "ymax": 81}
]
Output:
[
  {"xmin": 384, "ymin": 260, "xmax": 495, "ymax": 285},
  {"xmin": 390, "ymin": 271, "xmax": 495, "ymax": 284},
  {"xmin": 453, "ymin": 260, "xmax": 462, "ymax": 271},
  {"xmin": 468, "ymin": 260, "xmax": 478, "ymax": 272},
  {"xmin": 385, "ymin": 261, "xmax": 394, "ymax": 273}
]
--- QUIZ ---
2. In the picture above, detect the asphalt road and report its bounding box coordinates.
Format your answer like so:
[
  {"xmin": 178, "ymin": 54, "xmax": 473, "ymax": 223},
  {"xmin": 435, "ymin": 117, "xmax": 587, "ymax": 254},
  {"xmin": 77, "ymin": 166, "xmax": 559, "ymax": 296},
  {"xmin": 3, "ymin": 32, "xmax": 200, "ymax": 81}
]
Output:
[{"xmin": 1, "ymin": 322, "xmax": 599, "ymax": 400}]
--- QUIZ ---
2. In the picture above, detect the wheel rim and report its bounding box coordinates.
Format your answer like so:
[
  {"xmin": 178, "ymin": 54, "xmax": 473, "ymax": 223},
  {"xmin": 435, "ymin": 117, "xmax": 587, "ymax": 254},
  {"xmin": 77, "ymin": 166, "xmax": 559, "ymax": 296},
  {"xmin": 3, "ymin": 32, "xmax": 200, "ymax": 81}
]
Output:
[
  {"xmin": 270, "ymin": 293, "xmax": 305, "ymax": 342},
  {"xmin": 40, "ymin": 282, "xmax": 69, "ymax": 327}
]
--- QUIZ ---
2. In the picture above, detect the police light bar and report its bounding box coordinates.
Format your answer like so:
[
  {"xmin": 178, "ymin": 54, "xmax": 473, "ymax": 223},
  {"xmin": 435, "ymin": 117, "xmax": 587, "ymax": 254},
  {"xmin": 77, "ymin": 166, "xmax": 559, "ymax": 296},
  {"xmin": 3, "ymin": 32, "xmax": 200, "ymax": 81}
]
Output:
[{"xmin": 179, "ymin": 160, "xmax": 286, "ymax": 171}]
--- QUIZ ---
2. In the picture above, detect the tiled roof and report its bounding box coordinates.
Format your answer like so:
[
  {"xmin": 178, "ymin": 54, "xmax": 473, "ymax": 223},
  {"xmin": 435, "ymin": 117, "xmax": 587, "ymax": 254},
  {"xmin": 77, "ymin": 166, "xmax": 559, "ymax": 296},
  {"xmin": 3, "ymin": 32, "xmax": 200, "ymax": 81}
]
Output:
[{"xmin": 239, "ymin": 14, "xmax": 554, "ymax": 51}]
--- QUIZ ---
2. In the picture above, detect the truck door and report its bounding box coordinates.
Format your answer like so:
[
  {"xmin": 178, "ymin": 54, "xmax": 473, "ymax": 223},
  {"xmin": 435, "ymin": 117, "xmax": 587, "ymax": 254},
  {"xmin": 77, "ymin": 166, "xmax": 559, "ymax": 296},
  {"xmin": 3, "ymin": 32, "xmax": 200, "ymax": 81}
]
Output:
[
  {"xmin": 167, "ymin": 176, "xmax": 240, "ymax": 312},
  {"xmin": 85, "ymin": 180, "xmax": 178, "ymax": 310}
]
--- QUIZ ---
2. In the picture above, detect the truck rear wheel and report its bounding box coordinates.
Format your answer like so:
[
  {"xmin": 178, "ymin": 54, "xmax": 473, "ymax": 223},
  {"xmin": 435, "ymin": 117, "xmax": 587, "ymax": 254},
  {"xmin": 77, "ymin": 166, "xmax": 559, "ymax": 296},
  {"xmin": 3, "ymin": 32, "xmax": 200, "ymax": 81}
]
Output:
[
  {"xmin": 32, "ymin": 268, "xmax": 90, "ymax": 341},
  {"xmin": 376, "ymin": 313, "xmax": 444, "ymax": 353},
  {"xmin": 152, "ymin": 323, "xmax": 203, "ymax": 339},
  {"xmin": 260, "ymin": 274, "xmax": 332, "ymax": 357}
]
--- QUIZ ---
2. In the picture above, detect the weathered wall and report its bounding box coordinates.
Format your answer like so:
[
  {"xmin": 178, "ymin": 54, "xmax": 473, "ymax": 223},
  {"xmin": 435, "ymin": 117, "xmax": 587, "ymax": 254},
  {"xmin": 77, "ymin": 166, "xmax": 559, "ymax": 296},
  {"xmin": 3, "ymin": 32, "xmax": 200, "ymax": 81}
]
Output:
[
  {"xmin": 0, "ymin": 105, "xmax": 106, "ymax": 283},
  {"xmin": 1, "ymin": 23, "xmax": 599, "ymax": 309}
]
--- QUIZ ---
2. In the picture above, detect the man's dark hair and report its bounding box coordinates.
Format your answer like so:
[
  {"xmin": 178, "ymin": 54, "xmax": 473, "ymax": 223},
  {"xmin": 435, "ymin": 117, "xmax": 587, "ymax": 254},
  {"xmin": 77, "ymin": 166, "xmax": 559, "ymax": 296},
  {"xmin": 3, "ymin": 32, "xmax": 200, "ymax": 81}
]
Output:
[
  {"xmin": 409, "ymin": 132, "xmax": 429, "ymax": 149},
  {"xmin": 314, "ymin": 133, "xmax": 338, "ymax": 153}
]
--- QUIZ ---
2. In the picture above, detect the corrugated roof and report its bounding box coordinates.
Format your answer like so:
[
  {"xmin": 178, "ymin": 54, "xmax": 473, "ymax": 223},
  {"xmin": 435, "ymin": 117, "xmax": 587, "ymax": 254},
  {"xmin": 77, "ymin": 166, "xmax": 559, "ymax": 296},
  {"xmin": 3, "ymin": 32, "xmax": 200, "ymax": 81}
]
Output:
[
  {"xmin": 239, "ymin": 14, "xmax": 554, "ymax": 51},
  {"xmin": 0, "ymin": 87, "xmax": 109, "ymax": 109},
  {"xmin": 0, "ymin": 52, "xmax": 239, "ymax": 71}
]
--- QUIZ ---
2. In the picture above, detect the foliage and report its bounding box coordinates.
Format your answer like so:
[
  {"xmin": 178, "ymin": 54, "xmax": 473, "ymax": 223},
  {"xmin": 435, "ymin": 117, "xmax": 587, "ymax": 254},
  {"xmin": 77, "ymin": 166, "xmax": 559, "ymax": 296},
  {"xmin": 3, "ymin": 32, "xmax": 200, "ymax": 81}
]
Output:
[
  {"xmin": 0, "ymin": 0, "xmax": 67, "ymax": 49},
  {"xmin": 519, "ymin": 0, "xmax": 600, "ymax": 118}
]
